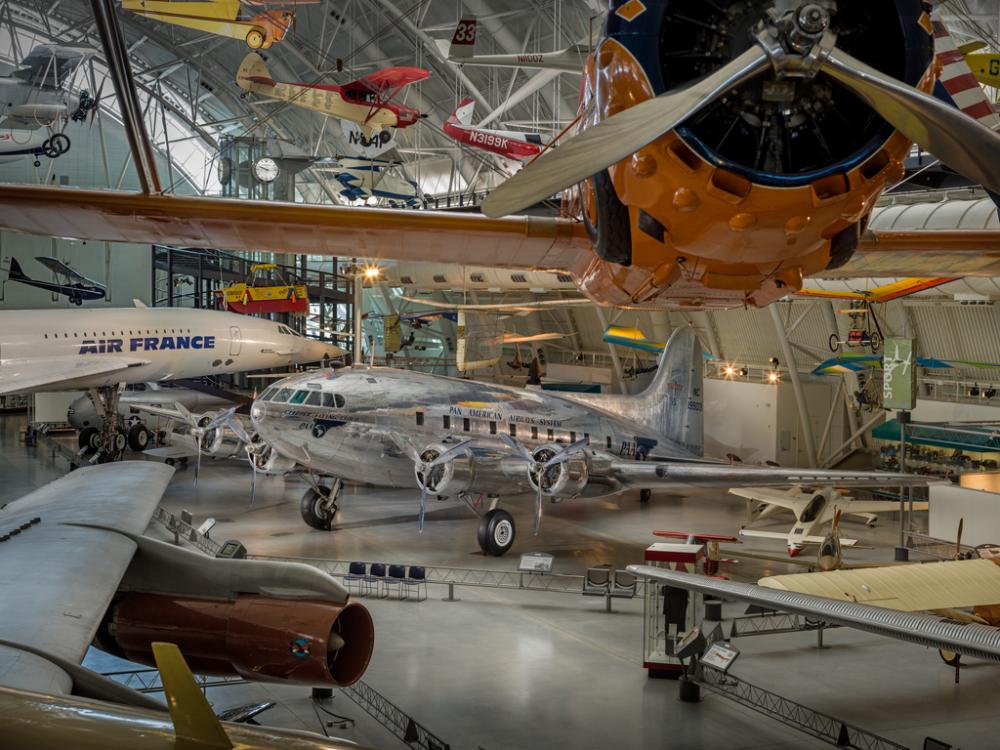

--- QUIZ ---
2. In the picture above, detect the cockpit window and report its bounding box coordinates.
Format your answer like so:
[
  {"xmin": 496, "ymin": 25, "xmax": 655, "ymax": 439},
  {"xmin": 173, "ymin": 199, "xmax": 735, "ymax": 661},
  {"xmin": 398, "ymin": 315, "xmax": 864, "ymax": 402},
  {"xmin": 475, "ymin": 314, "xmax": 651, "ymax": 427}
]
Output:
[
  {"xmin": 799, "ymin": 494, "xmax": 827, "ymax": 523},
  {"xmin": 260, "ymin": 386, "xmax": 277, "ymax": 401},
  {"xmin": 304, "ymin": 391, "xmax": 322, "ymax": 405},
  {"xmin": 289, "ymin": 390, "xmax": 310, "ymax": 405},
  {"xmin": 321, "ymin": 393, "xmax": 345, "ymax": 408},
  {"xmin": 271, "ymin": 388, "xmax": 293, "ymax": 403}
]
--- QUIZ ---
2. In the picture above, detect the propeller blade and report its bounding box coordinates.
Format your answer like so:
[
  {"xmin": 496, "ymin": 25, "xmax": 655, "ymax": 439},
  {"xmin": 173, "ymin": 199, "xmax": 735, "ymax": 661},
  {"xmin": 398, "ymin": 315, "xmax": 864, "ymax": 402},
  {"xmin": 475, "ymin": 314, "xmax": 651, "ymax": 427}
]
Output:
[
  {"xmin": 194, "ymin": 433, "xmax": 202, "ymax": 486},
  {"xmin": 204, "ymin": 407, "xmax": 238, "ymax": 433},
  {"xmin": 542, "ymin": 438, "xmax": 589, "ymax": 469},
  {"xmin": 225, "ymin": 415, "xmax": 253, "ymax": 446},
  {"xmin": 500, "ymin": 432, "xmax": 534, "ymax": 462},
  {"xmin": 481, "ymin": 44, "xmax": 770, "ymax": 218},
  {"xmin": 418, "ymin": 485, "xmax": 427, "ymax": 532},
  {"xmin": 429, "ymin": 439, "xmax": 472, "ymax": 467},
  {"xmin": 246, "ymin": 445, "xmax": 257, "ymax": 505},
  {"xmin": 533, "ymin": 482, "xmax": 542, "ymax": 536},
  {"xmin": 821, "ymin": 47, "xmax": 1000, "ymax": 195}
]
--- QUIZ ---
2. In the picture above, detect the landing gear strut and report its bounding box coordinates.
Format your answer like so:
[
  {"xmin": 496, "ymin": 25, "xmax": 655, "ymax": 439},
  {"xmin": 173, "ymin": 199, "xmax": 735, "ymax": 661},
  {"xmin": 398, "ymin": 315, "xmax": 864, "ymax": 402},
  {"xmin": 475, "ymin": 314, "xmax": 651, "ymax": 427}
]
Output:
[
  {"xmin": 477, "ymin": 508, "xmax": 516, "ymax": 556},
  {"xmin": 301, "ymin": 478, "xmax": 343, "ymax": 530},
  {"xmin": 83, "ymin": 386, "xmax": 127, "ymax": 463}
]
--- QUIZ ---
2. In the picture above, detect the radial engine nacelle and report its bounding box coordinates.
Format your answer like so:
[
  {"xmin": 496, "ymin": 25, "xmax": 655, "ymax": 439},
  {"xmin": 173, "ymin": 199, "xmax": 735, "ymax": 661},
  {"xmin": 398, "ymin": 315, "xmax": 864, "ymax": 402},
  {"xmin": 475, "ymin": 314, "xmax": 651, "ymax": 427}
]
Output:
[{"xmin": 413, "ymin": 441, "xmax": 535, "ymax": 497}]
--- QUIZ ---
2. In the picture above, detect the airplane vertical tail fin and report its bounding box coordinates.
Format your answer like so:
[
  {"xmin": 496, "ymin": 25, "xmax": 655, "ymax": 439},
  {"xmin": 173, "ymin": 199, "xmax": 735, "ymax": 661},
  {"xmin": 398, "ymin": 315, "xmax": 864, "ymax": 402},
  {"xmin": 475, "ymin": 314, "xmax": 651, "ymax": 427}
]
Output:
[
  {"xmin": 448, "ymin": 18, "xmax": 476, "ymax": 59},
  {"xmin": 7, "ymin": 257, "xmax": 27, "ymax": 281},
  {"xmin": 448, "ymin": 98, "xmax": 475, "ymax": 126},
  {"xmin": 236, "ymin": 52, "xmax": 274, "ymax": 87},
  {"xmin": 637, "ymin": 326, "xmax": 704, "ymax": 456},
  {"xmin": 931, "ymin": 16, "xmax": 1000, "ymax": 214}
]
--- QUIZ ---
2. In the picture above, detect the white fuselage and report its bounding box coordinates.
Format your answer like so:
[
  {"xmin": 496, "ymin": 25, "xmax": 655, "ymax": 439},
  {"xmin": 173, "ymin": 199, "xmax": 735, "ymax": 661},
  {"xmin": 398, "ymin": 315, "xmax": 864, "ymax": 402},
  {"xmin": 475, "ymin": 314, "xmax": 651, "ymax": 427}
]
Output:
[{"xmin": 0, "ymin": 307, "xmax": 340, "ymax": 394}]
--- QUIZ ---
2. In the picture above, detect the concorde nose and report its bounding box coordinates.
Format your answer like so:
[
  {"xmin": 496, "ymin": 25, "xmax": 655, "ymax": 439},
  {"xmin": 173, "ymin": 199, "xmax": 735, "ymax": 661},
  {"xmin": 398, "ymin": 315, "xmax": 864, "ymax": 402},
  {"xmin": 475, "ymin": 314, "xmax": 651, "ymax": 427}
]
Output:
[{"xmin": 301, "ymin": 337, "xmax": 337, "ymax": 364}]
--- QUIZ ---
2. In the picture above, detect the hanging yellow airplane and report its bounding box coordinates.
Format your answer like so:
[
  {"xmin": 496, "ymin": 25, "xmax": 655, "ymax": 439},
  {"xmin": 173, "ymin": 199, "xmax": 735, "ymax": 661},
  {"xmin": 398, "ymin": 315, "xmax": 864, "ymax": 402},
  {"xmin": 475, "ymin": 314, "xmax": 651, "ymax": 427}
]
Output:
[
  {"xmin": 961, "ymin": 41, "xmax": 1000, "ymax": 90},
  {"xmin": 121, "ymin": 0, "xmax": 316, "ymax": 50}
]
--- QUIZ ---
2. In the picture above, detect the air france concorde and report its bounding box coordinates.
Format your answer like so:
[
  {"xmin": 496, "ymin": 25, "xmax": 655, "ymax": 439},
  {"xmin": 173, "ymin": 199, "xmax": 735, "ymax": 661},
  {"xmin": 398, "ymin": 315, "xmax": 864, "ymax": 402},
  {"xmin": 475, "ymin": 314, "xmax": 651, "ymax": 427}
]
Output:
[{"xmin": 0, "ymin": 305, "xmax": 341, "ymax": 394}]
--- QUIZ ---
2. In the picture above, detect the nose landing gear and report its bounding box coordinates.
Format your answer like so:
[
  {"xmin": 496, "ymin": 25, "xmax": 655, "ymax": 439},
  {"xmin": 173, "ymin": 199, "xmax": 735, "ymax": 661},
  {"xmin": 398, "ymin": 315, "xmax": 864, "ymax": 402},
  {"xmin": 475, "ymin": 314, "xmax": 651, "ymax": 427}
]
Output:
[{"xmin": 301, "ymin": 478, "xmax": 343, "ymax": 530}]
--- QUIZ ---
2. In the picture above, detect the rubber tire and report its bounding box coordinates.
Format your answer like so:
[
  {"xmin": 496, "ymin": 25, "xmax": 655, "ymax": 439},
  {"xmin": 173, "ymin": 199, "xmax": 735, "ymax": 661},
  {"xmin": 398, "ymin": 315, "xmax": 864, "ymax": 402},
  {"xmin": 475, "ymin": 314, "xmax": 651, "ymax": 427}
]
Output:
[
  {"xmin": 127, "ymin": 423, "xmax": 151, "ymax": 451},
  {"xmin": 939, "ymin": 648, "xmax": 961, "ymax": 667},
  {"xmin": 581, "ymin": 169, "xmax": 632, "ymax": 266},
  {"xmin": 49, "ymin": 132, "xmax": 70, "ymax": 156},
  {"xmin": 301, "ymin": 488, "xmax": 336, "ymax": 531},
  {"xmin": 477, "ymin": 508, "xmax": 516, "ymax": 556},
  {"xmin": 246, "ymin": 28, "xmax": 265, "ymax": 49},
  {"xmin": 828, "ymin": 333, "xmax": 840, "ymax": 353},
  {"xmin": 79, "ymin": 427, "xmax": 100, "ymax": 454},
  {"xmin": 869, "ymin": 331, "xmax": 883, "ymax": 353}
]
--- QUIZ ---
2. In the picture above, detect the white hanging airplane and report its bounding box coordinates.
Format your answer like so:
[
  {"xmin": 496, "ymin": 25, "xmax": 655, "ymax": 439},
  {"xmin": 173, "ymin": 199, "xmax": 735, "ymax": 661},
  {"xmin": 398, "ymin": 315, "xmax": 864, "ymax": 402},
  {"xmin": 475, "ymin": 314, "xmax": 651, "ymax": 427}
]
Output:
[
  {"xmin": 0, "ymin": 304, "xmax": 342, "ymax": 460},
  {"xmin": 440, "ymin": 17, "xmax": 588, "ymax": 72},
  {"xmin": 733, "ymin": 486, "xmax": 929, "ymax": 558}
]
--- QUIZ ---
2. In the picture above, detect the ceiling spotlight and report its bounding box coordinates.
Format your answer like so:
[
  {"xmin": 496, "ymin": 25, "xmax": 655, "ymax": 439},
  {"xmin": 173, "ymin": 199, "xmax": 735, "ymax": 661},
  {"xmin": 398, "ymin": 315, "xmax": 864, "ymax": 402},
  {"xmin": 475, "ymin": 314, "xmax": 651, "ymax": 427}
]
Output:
[
  {"xmin": 767, "ymin": 371, "xmax": 780, "ymax": 384},
  {"xmin": 769, "ymin": 357, "xmax": 780, "ymax": 368},
  {"xmin": 723, "ymin": 364, "xmax": 736, "ymax": 378},
  {"xmin": 363, "ymin": 265, "xmax": 382, "ymax": 280}
]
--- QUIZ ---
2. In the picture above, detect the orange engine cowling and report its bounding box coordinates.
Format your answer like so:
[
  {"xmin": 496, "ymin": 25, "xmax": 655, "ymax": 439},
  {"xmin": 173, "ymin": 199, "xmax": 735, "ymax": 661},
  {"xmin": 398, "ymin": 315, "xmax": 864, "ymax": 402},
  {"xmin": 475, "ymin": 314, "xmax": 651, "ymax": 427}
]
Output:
[{"xmin": 97, "ymin": 593, "xmax": 374, "ymax": 687}]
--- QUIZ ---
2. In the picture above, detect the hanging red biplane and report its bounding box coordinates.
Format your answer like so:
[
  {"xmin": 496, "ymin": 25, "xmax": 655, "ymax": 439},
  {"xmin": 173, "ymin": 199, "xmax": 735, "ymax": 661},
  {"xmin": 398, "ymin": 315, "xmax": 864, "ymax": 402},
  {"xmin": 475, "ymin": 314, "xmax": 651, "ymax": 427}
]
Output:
[{"xmin": 236, "ymin": 53, "xmax": 429, "ymax": 134}]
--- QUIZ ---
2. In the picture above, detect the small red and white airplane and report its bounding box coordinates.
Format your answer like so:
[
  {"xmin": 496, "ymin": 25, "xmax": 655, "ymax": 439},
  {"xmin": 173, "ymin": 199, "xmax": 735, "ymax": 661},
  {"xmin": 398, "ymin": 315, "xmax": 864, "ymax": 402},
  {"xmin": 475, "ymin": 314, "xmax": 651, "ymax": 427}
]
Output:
[
  {"xmin": 237, "ymin": 53, "xmax": 429, "ymax": 134},
  {"xmin": 442, "ymin": 98, "xmax": 546, "ymax": 161}
]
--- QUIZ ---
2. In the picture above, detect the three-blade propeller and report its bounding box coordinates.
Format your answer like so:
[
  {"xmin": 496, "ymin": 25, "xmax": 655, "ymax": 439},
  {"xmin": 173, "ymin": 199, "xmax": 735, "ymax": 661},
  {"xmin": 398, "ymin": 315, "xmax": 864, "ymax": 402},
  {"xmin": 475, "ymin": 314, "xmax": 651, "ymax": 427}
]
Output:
[
  {"xmin": 401, "ymin": 439, "xmax": 473, "ymax": 531},
  {"xmin": 482, "ymin": 17, "xmax": 1000, "ymax": 218}
]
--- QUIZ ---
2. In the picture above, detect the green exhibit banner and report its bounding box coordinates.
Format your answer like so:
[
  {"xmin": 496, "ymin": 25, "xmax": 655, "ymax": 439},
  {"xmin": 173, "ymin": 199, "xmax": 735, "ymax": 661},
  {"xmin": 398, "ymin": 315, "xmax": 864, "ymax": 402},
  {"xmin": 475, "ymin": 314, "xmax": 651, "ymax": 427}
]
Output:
[{"xmin": 883, "ymin": 337, "xmax": 916, "ymax": 411}]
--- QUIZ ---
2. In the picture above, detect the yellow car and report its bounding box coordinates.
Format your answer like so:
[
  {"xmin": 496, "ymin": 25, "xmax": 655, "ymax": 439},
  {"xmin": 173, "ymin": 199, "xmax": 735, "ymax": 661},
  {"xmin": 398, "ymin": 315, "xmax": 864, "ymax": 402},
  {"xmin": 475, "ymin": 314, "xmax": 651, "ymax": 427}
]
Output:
[{"xmin": 217, "ymin": 263, "xmax": 308, "ymax": 314}]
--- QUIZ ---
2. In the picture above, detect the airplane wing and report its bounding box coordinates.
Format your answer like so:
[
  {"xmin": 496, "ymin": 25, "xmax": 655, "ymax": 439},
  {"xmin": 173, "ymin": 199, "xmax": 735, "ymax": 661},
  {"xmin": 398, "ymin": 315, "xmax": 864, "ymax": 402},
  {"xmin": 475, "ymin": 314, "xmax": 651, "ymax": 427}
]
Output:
[
  {"xmin": 758, "ymin": 558, "xmax": 1000, "ymax": 612},
  {"xmin": 12, "ymin": 45, "xmax": 90, "ymax": 89},
  {"xmin": 738, "ymin": 529, "xmax": 859, "ymax": 547},
  {"xmin": 33, "ymin": 256, "xmax": 90, "ymax": 284},
  {"xmin": 729, "ymin": 487, "xmax": 809, "ymax": 513},
  {"xmin": 795, "ymin": 277, "xmax": 959, "ymax": 302},
  {"xmin": 840, "ymin": 500, "xmax": 928, "ymax": 516},
  {"xmin": 607, "ymin": 460, "xmax": 931, "ymax": 491},
  {"xmin": 0, "ymin": 186, "xmax": 587, "ymax": 272},
  {"xmin": 627, "ymin": 565, "xmax": 1000, "ymax": 663},
  {"xmin": 358, "ymin": 67, "xmax": 431, "ymax": 91},
  {"xmin": 0, "ymin": 462, "xmax": 174, "ymax": 694},
  {"xmin": 0, "ymin": 356, "xmax": 150, "ymax": 395},
  {"xmin": 399, "ymin": 295, "xmax": 590, "ymax": 312}
]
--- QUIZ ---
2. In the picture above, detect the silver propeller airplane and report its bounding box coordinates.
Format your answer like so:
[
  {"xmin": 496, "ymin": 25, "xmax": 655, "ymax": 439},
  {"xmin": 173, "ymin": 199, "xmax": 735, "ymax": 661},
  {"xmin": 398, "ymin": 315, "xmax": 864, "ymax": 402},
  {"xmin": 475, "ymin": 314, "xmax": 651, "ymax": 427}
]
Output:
[{"xmin": 250, "ymin": 327, "xmax": 927, "ymax": 556}]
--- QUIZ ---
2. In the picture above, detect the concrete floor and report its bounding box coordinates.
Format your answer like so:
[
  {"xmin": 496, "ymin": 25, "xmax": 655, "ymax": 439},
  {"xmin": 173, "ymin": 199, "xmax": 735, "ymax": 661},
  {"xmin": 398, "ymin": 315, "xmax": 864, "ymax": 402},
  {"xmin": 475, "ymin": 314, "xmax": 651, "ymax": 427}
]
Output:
[{"xmin": 5, "ymin": 414, "xmax": 1000, "ymax": 749}]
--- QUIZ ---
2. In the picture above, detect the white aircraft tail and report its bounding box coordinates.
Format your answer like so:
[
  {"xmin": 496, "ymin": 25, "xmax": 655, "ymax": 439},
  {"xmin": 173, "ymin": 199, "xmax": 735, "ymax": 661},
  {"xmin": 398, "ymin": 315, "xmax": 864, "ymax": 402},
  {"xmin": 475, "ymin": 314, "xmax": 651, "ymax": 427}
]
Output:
[
  {"xmin": 448, "ymin": 18, "xmax": 476, "ymax": 59},
  {"xmin": 447, "ymin": 98, "xmax": 475, "ymax": 126},
  {"xmin": 237, "ymin": 52, "xmax": 274, "ymax": 86}
]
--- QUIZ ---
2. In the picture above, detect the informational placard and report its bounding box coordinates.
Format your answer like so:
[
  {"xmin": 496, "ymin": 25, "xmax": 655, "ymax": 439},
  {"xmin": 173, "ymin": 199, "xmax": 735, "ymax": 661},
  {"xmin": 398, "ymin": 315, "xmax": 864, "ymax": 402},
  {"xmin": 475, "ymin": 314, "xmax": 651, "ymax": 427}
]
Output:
[
  {"xmin": 883, "ymin": 337, "xmax": 916, "ymax": 411},
  {"xmin": 701, "ymin": 642, "xmax": 740, "ymax": 673}
]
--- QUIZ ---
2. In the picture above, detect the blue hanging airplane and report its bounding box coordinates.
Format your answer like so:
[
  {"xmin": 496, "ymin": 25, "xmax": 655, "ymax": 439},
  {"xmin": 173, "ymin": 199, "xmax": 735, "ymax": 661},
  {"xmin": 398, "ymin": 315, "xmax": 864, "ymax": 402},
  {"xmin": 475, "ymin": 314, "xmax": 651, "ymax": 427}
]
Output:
[{"xmin": 7, "ymin": 256, "xmax": 106, "ymax": 305}]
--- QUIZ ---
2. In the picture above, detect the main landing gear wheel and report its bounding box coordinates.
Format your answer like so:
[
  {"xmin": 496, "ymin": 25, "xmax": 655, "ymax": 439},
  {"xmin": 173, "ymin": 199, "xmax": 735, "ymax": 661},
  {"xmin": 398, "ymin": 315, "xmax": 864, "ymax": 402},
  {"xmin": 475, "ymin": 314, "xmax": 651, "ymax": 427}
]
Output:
[
  {"xmin": 301, "ymin": 483, "xmax": 341, "ymax": 530},
  {"xmin": 581, "ymin": 169, "xmax": 632, "ymax": 266},
  {"xmin": 477, "ymin": 508, "xmax": 516, "ymax": 557},
  {"xmin": 828, "ymin": 333, "xmax": 841, "ymax": 353},
  {"xmin": 78, "ymin": 427, "xmax": 100, "ymax": 454},
  {"xmin": 127, "ymin": 423, "xmax": 152, "ymax": 451},
  {"xmin": 97, "ymin": 432, "xmax": 127, "ymax": 464},
  {"xmin": 246, "ymin": 28, "xmax": 266, "ymax": 49}
]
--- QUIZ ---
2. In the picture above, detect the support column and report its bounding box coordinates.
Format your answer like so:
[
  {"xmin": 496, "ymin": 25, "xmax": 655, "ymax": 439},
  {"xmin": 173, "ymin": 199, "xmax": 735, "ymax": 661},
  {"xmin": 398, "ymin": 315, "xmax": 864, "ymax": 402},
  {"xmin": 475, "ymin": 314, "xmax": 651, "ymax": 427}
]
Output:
[
  {"xmin": 353, "ymin": 275, "xmax": 363, "ymax": 366},
  {"xmin": 769, "ymin": 305, "xmax": 818, "ymax": 467}
]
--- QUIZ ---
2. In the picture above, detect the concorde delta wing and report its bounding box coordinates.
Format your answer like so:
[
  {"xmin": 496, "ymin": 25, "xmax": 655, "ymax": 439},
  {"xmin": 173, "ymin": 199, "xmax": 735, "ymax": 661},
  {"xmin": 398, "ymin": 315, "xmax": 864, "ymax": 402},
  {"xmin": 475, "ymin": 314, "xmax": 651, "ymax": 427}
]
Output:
[
  {"xmin": 0, "ymin": 356, "xmax": 150, "ymax": 396},
  {"xmin": 0, "ymin": 462, "xmax": 174, "ymax": 695}
]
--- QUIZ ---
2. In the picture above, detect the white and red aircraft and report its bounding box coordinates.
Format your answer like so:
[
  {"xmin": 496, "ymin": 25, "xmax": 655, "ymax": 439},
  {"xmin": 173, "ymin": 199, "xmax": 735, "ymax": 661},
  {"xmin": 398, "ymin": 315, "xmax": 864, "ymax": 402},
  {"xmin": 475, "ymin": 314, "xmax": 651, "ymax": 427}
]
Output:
[{"xmin": 442, "ymin": 98, "xmax": 546, "ymax": 161}]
